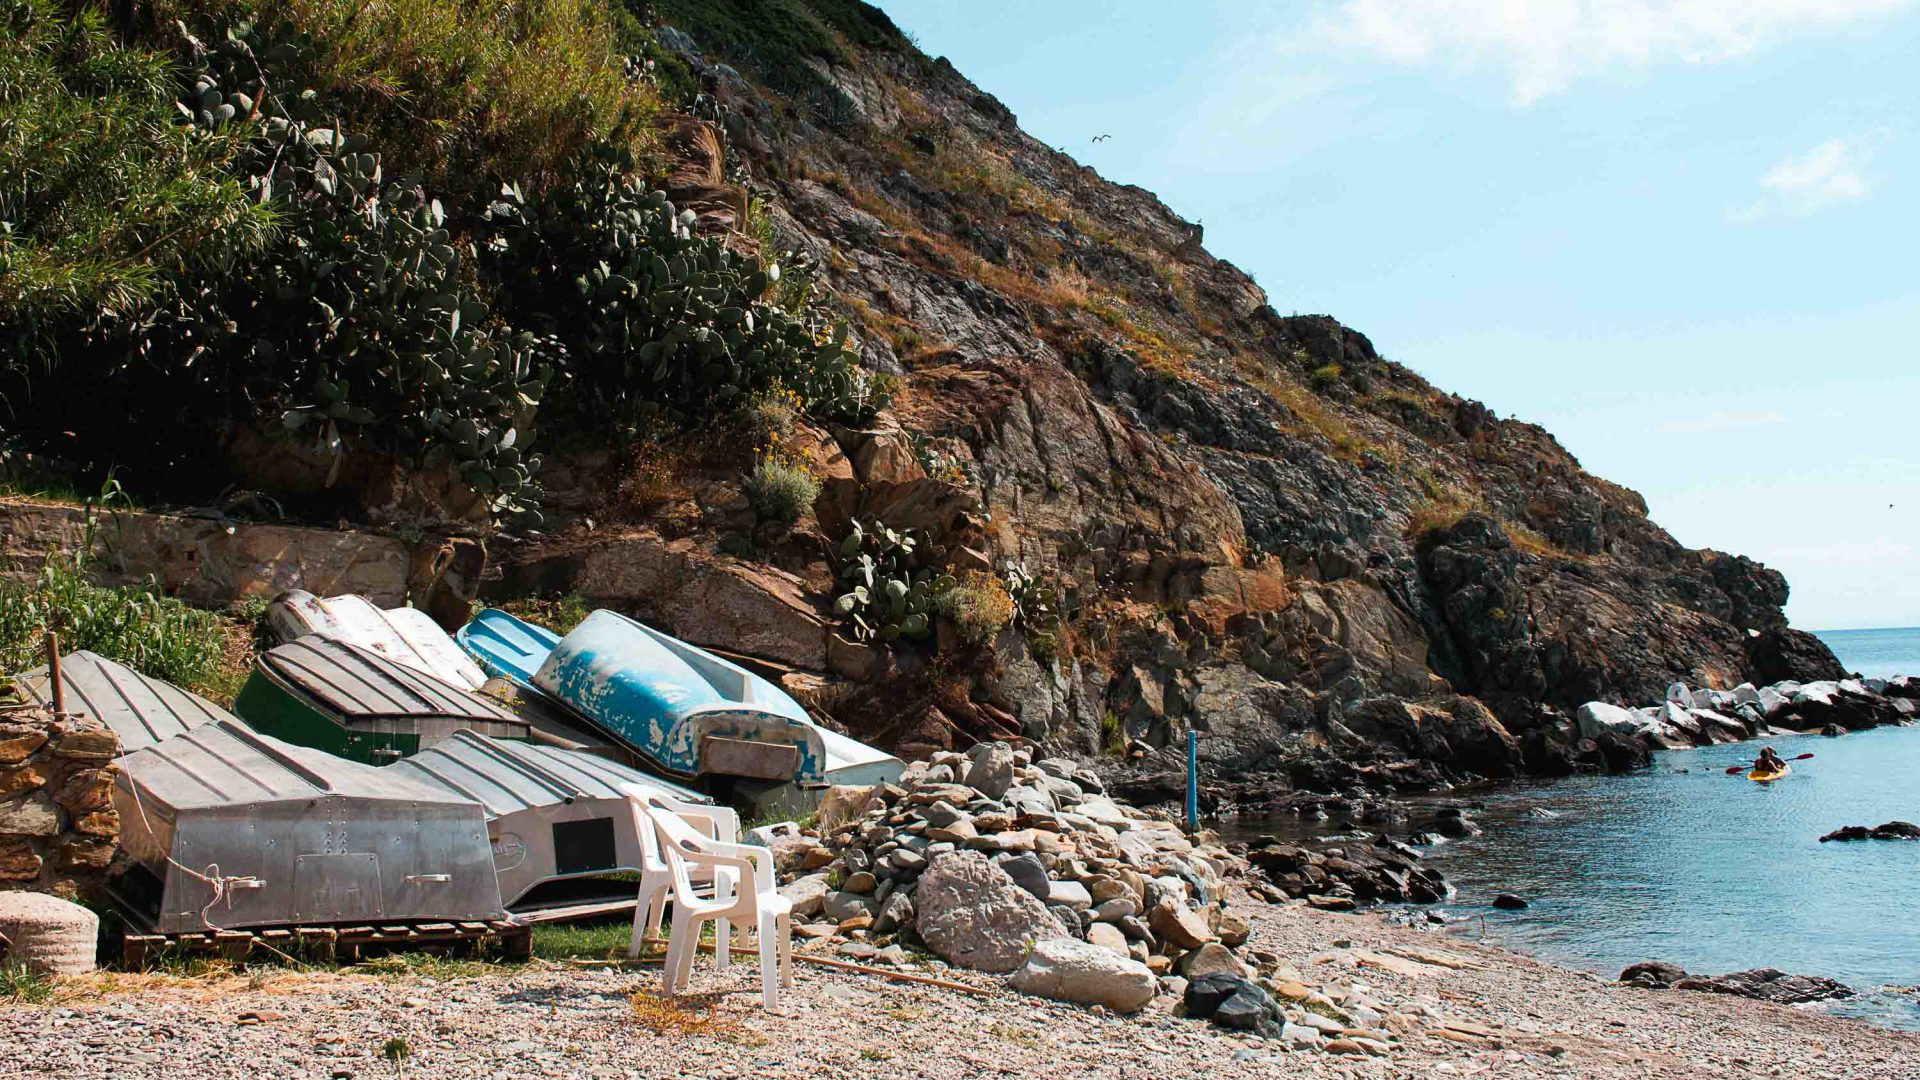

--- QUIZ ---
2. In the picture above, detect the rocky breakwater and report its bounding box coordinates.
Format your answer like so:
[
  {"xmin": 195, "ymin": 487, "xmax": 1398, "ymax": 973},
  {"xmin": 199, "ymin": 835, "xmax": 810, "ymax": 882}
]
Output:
[
  {"xmin": 772, "ymin": 741, "xmax": 1263, "ymax": 1013},
  {"xmin": 1576, "ymin": 675, "xmax": 1919, "ymax": 756}
]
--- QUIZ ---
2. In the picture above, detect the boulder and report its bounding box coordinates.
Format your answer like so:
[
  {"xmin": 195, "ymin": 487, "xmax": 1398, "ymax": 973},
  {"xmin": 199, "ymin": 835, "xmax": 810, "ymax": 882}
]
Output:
[
  {"xmin": 1174, "ymin": 942, "xmax": 1250, "ymax": 980},
  {"xmin": 914, "ymin": 852, "xmax": 1070, "ymax": 972},
  {"xmin": 1619, "ymin": 960, "xmax": 1687, "ymax": 988},
  {"xmin": 1086, "ymin": 922, "xmax": 1130, "ymax": 956},
  {"xmin": 815, "ymin": 785, "xmax": 876, "ymax": 833},
  {"xmin": 994, "ymin": 853, "xmax": 1050, "ymax": 900},
  {"xmin": 1009, "ymin": 937, "xmax": 1157, "ymax": 1014},
  {"xmin": 964, "ymin": 741, "xmax": 1017, "ymax": 800},
  {"xmin": 1046, "ymin": 880, "xmax": 1093, "ymax": 911},
  {"xmin": 1147, "ymin": 899, "xmax": 1215, "ymax": 948},
  {"xmin": 1819, "ymin": 821, "xmax": 1920, "ymax": 842},
  {"xmin": 1575, "ymin": 701, "xmax": 1642, "ymax": 739},
  {"xmin": 778, "ymin": 873, "xmax": 831, "ymax": 919}
]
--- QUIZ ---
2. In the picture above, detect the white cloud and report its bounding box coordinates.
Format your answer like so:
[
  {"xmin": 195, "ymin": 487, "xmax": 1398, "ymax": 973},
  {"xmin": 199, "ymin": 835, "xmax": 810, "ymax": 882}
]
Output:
[
  {"xmin": 1752, "ymin": 139, "xmax": 1872, "ymax": 214},
  {"xmin": 1322, "ymin": 0, "xmax": 1917, "ymax": 103}
]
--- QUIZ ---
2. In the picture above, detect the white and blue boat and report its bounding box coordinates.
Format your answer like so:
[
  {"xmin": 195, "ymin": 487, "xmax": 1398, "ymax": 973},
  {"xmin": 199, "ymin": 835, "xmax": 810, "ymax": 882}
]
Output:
[{"xmin": 456, "ymin": 608, "xmax": 902, "ymax": 789}]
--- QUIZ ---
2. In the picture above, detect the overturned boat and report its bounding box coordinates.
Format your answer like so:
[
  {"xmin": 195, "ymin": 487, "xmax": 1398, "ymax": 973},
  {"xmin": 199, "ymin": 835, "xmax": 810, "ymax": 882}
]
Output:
[
  {"xmin": 386, "ymin": 730, "xmax": 709, "ymax": 910},
  {"xmin": 457, "ymin": 606, "xmax": 561, "ymax": 691},
  {"xmin": 267, "ymin": 590, "xmax": 488, "ymax": 691},
  {"xmin": 233, "ymin": 636, "xmax": 530, "ymax": 764},
  {"xmin": 113, "ymin": 720, "xmax": 505, "ymax": 934},
  {"xmin": 15, "ymin": 650, "xmax": 230, "ymax": 753},
  {"xmin": 533, "ymin": 609, "xmax": 827, "ymax": 784},
  {"xmin": 459, "ymin": 608, "xmax": 903, "ymax": 790}
]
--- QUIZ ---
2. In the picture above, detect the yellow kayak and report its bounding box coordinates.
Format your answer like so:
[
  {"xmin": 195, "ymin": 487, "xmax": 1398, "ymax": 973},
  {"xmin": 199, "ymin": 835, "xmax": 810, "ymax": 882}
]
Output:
[{"xmin": 1747, "ymin": 765, "xmax": 1791, "ymax": 783}]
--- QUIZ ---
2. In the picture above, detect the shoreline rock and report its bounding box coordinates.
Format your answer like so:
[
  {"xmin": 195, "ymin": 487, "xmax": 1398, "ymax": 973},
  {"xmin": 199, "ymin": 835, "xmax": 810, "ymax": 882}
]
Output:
[
  {"xmin": 1819, "ymin": 821, "xmax": 1920, "ymax": 843},
  {"xmin": 1577, "ymin": 675, "xmax": 1919, "ymax": 761},
  {"xmin": 1622, "ymin": 962, "xmax": 1854, "ymax": 1005}
]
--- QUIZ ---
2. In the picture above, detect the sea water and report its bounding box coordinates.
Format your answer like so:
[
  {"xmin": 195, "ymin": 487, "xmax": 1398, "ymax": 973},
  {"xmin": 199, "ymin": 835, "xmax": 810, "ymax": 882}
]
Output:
[
  {"xmin": 1816, "ymin": 626, "xmax": 1920, "ymax": 680},
  {"xmin": 1412, "ymin": 626, "xmax": 1920, "ymax": 1027}
]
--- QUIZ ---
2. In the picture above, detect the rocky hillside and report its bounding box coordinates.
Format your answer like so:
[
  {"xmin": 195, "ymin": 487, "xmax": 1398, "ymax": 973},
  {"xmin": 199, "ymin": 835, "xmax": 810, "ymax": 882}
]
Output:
[
  {"xmin": 0, "ymin": 0, "xmax": 1843, "ymax": 803},
  {"xmin": 574, "ymin": 4, "xmax": 1841, "ymax": 790}
]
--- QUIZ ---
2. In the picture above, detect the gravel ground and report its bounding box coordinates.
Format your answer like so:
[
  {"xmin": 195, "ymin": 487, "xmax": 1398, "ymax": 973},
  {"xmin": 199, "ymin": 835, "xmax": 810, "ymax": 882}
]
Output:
[{"xmin": 3, "ymin": 893, "xmax": 1914, "ymax": 1080}]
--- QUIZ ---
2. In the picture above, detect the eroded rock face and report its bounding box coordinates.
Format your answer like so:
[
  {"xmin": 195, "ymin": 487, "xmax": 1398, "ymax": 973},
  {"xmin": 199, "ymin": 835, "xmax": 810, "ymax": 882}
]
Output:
[
  {"xmin": 913, "ymin": 851, "xmax": 1070, "ymax": 972},
  {"xmin": 483, "ymin": 21, "xmax": 1849, "ymax": 794}
]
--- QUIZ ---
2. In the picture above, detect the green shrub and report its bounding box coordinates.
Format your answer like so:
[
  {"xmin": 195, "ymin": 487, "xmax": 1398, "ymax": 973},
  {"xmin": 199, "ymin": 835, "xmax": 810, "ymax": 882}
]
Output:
[
  {"xmin": 487, "ymin": 149, "xmax": 884, "ymax": 428},
  {"xmin": 181, "ymin": 0, "xmax": 660, "ymax": 195},
  {"xmin": 1001, "ymin": 559, "xmax": 1062, "ymax": 661},
  {"xmin": 1310, "ymin": 363, "xmax": 1343, "ymax": 389},
  {"xmin": 743, "ymin": 456, "xmax": 819, "ymax": 523},
  {"xmin": 0, "ymin": 556, "xmax": 228, "ymax": 692},
  {"xmin": 0, "ymin": 0, "xmax": 275, "ymax": 362},
  {"xmin": 935, "ymin": 571, "xmax": 1013, "ymax": 645}
]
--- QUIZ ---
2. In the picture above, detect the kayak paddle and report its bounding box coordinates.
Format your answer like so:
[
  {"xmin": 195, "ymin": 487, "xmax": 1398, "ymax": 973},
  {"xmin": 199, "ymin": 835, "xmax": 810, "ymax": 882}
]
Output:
[{"xmin": 1724, "ymin": 752, "xmax": 1815, "ymax": 775}]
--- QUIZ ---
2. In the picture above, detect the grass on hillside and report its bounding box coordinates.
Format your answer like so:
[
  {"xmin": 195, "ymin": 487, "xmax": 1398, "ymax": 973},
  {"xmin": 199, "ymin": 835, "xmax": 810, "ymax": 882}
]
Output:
[{"xmin": 176, "ymin": 0, "xmax": 664, "ymax": 196}]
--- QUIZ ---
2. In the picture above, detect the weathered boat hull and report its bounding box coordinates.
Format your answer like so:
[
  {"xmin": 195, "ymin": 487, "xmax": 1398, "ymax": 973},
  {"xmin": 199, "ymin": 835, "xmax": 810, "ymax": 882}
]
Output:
[
  {"xmin": 267, "ymin": 590, "xmax": 487, "ymax": 690},
  {"xmin": 457, "ymin": 607, "xmax": 561, "ymax": 691},
  {"xmin": 387, "ymin": 731, "xmax": 709, "ymax": 909},
  {"xmin": 114, "ymin": 720, "xmax": 504, "ymax": 934},
  {"xmin": 532, "ymin": 610, "xmax": 827, "ymax": 783},
  {"xmin": 233, "ymin": 637, "xmax": 529, "ymax": 764},
  {"xmin": 15, "ymin": 650, "xmax": 231, "ymax": 753},
  {"xmin": 459, "ymin": 608, "xmax": 904, "ymax": 788}
]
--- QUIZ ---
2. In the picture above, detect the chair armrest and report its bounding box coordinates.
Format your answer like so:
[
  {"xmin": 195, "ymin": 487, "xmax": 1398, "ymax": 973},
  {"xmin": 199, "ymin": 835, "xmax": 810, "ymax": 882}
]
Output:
[
  {"xmin": 677, "ymin": 835, "xmax": 776, "ymax": 894},
  {"xmin": 667, "ymin": 836, "xmax": 759, "ymax": 887}
]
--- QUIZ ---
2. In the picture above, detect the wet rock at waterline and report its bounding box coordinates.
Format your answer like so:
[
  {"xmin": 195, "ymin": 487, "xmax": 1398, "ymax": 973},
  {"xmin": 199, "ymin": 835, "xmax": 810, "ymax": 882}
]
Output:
[
  {"xmin": 1622, "ymin": 962, "xmax": 1853, "ymax": 1004},
  {"xmin": 1819, "ymin": 821, "xmax": 1920, "ymax": 843},
  {"xmin": 1578, "ymin": 676, "xmax": 1917, "ymax": 761}
]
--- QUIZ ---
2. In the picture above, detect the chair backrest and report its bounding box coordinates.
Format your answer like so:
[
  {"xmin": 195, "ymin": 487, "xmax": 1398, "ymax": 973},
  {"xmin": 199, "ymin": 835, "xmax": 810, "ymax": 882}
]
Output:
[
  {"xmin": 620, "ymin": 784, "xmax": 673, "ymax": 874},
  {"xmin": 643, "ymin": 800, "xmax": 709, "ymax": 900}
]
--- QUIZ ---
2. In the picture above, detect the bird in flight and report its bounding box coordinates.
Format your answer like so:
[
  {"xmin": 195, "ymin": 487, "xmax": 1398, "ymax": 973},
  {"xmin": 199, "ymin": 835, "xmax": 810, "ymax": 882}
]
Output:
[{"xmin": 1092, "ymin": 134, "xmax": 1111, "ymax": 143}]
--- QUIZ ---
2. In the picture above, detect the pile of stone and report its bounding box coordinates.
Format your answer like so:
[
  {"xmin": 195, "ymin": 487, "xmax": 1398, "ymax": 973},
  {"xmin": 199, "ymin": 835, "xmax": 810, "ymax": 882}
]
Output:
[
  {"xmin": 1577, "ymin": 675, "xmax": 1918, "ymax": 753},
  {"xmin": 772, "ymin": 741, "xmax": 1257, "ymax": 1012},
  {"xmin": 1241, "ymin": 835, "xmax": 1448, "ymax": 908},
  {"xmin": 0, "ymin": 703, "xmax": 119, "ymax": 890},
  {"xmin": 1620, "ymin": 961, "xmax": 1853, "ymax": 1004}
]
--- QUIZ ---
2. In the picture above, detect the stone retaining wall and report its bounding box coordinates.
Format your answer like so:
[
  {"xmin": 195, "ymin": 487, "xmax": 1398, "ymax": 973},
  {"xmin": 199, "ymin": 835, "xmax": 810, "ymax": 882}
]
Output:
[
  {"xmin": 0, "ymin": 499, "xmax": 483, "ymax": 627},
  {"xmin": 0, "ymin": 705, "xmax": 119, "ymax": 897}
]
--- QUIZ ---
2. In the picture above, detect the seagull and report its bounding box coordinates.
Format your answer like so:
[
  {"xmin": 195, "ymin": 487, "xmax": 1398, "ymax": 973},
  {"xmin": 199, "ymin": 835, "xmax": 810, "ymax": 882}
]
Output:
[{"xmin": 1092, "ymin": 134, "xmax": 1112, "ymax": 143}]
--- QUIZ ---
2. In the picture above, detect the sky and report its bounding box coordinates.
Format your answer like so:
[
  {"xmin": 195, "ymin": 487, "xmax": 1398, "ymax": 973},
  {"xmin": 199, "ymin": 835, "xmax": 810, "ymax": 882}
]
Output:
[{"xmin": 873, "ymin": 1, "xmax": 1920, "ymax": 632}]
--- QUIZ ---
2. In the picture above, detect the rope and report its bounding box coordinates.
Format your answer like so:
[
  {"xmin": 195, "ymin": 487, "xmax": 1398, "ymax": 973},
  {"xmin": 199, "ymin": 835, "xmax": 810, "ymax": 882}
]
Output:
[{"xmin": 114, "ymin": 747, "xmax": 264, "ymax": 932}]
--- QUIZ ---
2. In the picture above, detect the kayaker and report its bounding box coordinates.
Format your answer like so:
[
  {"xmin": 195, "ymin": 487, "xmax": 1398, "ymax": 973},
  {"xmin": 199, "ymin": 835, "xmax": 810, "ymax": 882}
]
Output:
[{"xmin": 1753, "ymin": 746, "xmax": 1787, "ymax": 775}]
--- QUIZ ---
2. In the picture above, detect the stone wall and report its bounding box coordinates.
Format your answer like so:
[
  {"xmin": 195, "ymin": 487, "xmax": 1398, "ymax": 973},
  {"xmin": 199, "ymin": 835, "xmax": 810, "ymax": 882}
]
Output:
[
  {"xmin": 0, "ymin": 704, "xmax": 119, "ymax": 897},
  {"xmin": 0, "ymin": 499, "xmax": 483, "ymax": 628}
]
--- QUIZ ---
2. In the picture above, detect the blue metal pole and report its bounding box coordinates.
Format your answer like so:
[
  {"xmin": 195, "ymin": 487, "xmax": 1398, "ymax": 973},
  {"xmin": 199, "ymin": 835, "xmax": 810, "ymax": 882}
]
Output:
[{"xmin": 1185, "ymin": 729, "xmax": 1198, "ymax": 830}]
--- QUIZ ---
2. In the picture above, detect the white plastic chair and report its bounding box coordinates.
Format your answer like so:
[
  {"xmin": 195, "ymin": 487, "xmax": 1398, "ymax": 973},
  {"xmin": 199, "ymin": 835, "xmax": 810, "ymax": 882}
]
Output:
[
  {"xmin": 643, "ymin": 796, "xmax": 793, "ymax": 1008},
  {"xmin": 621, "ymin": 786, "xmax": 742, "ymax": 961}
]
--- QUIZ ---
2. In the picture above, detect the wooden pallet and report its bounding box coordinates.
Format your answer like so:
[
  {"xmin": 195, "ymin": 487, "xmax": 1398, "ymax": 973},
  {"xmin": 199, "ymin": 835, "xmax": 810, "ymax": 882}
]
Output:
[{"xmin": 120, "ymin": 919, "xmax": 532, "ymax": 968}]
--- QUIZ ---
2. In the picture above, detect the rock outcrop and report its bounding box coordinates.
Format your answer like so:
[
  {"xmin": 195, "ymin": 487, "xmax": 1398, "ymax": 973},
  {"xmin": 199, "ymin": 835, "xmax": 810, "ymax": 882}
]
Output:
[
  {"xmin": 1622, "ymin": 962, "xmax": 1853, "ymax": 1004},
  {"xmin": 529, "ymin": 8, "xmax": 1851, "ymax": 796}
]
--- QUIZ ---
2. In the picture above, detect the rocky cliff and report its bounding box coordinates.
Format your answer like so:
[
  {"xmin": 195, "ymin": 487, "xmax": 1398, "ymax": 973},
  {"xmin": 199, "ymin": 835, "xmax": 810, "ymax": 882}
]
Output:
[{"xmin": 479, "ymin": 2, "xmax": 1843, "ymax": 800}]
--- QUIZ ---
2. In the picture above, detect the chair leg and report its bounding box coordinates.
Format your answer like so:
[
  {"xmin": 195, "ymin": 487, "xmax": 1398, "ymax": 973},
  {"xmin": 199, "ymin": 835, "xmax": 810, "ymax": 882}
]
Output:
[
  {"xmin": 629, "ymin": 880, "xmax": 663, "ymax": 958},
  {"xmin": 777, "ymin": 911, "xmax": 793, "ymax": 989},
  {"xmin": 665, "ymin": 908, "xmax": 699, "ymax": 994},
  {"xmin": 716, "ymin": 916, "xmax": 731, "ymax": 969},
  {"xmin": 758, "ymin": 910, "xmax": 779, "ymax": 1009}
]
